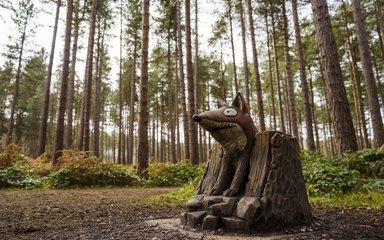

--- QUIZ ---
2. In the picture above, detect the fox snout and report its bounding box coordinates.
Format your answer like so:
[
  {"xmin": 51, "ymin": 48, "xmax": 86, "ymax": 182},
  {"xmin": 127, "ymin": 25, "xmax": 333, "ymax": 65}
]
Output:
[{"xmin": 192, "ymin": 114, "xmax": 201, "ymax": 122}]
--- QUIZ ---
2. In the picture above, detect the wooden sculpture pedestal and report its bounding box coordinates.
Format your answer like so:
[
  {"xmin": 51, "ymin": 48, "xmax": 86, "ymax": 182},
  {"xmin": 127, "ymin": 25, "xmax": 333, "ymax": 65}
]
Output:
[{"xmin": 181, "ymin": 131, "xmax": 313, "ymax": 233}]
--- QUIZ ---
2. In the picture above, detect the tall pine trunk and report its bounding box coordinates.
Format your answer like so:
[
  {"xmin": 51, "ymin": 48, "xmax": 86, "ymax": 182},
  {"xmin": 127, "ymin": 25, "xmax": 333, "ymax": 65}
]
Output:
[
  {"xmin": 37, "ymin": 0, "xmax": 61, "ymax": 156},
  {"xmin": 65, "ymin": 0, "xmax": 81, "ymax": 148},
  {"xmin": 265, "ymin": 12, "xmax": 276, "ymax": 130},
  {"xmin": 137, "ymin": 0, "xmax": 150, "ymax": 176},
  {"xmin": 185, "ymin": 0, "xmax": 199, "ymax": 164},
  {"xmin": 176, "ymin": 0, "xmax": 190, "ymax": 160},
  {"xmin": 270, "ymin": 5, "xmax": 285, "ymax": 132},
  {"xmin": 351, "ymin": 0, "xmax": 384, "ymax": 147},
  {"xmin": 282, "ymin": 1, "xmax": 298, "ymax": 138},
  {"xmin": 291, "ymin": 0, "xmax": 315, "ymax": 151},
  {"xmin": 238, "ymin": 0, "xmax": 250, "ymax": 106},
  {"xmin": 128, "ymin": 36, "xmax": 138, "ymax": 165},
  {"xmin": 311, "ymin": 0, "xmax": 358, "ymax": 154},
  {"xmin": 227, "ymin": 0, "xmax": 238, "ymax": 95},
  {"xmin": 247, "ymin": 0, "xmax": 265, "ymax": 131},
  {"xmin": 53, "ymin": 0, "xmax": 73, "ymax": 164}
]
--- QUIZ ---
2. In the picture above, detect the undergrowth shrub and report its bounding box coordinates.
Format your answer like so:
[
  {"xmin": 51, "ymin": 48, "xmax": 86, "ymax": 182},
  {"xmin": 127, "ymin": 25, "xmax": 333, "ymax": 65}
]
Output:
[
  {"xmin": 146, "ymin": 160, "xmax": 204, "ymax": 186},
  {"xmin": 0, "ymin": 144, "xmax": 24, "ymax": 169},
  {"xmin": 344, "ymin": 148, "xmax": 384, "ymax": 178},
  {"xmin": 301, "ymin": 151, "xmax": 361, "ymax": 196},
  {"xmin": 0, "ymin": 166, "xmax": 42, "ymax": 188},
  {"xmin": 45, "ymin": 150, "xmax": 138, "ymax": 188}
]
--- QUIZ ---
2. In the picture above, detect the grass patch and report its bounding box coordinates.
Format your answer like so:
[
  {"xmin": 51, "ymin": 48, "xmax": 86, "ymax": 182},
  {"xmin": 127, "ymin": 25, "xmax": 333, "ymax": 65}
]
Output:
[
  {"xmin": 145, "ymin": 181, "xmax": 197, "ymax": 207},
  {"xmin": 309, "ymin": 191, "xmax": 384, "ymax": 210}
]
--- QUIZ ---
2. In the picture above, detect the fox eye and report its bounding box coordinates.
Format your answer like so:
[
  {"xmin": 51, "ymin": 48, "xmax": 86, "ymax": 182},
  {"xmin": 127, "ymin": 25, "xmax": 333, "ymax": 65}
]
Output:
[{"xmin": 223, "ymin": 108, "xmax": 237, "ymax": 117}]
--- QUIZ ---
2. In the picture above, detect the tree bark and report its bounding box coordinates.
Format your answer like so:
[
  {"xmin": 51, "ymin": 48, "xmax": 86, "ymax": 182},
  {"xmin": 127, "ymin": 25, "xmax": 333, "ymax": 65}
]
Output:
[
  {"xmin": 37, "ymin": 0, "xmax": 61, "ymax": 156},
  {"xmin": 185, "ymin": 0, "xmax": 199, "ymax": 164},
  {"xmin": 246, "ymin": 0, "xmax": 265, "ymax": 131},
  {"xmin": 311, "ymin": 0, "xmax": 358, "ymax": 154},
  {"xmin": 351, "ymin": 0, "xmax": 384, "ymax": 147},
  {"xmin": 282, "ymin": 1, "xmax": 298, "ymax": 138},
  {"xmin": 137, "ymin": 0, "xmax": 150, "ymax": 176},
  {"xmin": 270, "ymin": 5, "xmax": 285, "ymax": 133},
  {"xmin": 176, "ymin": 0, "xmax": 190, "ymax": 160},
  {"xmin": 53, "ymin": 0, "xmax": 73, "ymax": 164},
  {"xmin": 128, "ymin": 36, "xmax": 138, "ymax": 165},
  {"xmin": 65, "ymin": 0, "xmax": 81, "ymax": 149},
  {"xmin": 265, "ymin": 12, "xmax": 276, "ymax": 130},
  {"xmin": 238, "ymin": 0, "xmax": 250, "ymax": 106},
  {"xmin": 227, "ymin": 0, "xmax": 238, "ymax": 96},
  {"xmin": 291, "ymin": 0, "xmax": 316, "ymax": 150}
]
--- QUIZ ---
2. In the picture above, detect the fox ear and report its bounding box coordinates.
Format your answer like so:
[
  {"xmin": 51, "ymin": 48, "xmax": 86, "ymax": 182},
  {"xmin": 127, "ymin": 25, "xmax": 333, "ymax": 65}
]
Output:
[
  {"xmin": 231, "ymin": 92, "xmax": 249, "ymax": 114},
  {"xmin": 218, "ymin": 99, "xmax": 228, "ymax": 107}
]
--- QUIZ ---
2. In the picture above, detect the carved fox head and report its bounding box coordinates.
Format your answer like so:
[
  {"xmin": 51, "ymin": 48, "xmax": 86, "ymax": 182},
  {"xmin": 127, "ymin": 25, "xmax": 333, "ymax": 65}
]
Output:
[{"xmin": 193, "ymin": 93, "xmax": 257, "ymax": 153}]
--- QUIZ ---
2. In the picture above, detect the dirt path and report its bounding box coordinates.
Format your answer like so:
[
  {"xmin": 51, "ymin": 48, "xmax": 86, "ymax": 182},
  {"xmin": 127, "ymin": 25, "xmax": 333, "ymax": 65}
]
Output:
[{"xmin": 0, "ymin": 188, "xmax": 383, "ymax": 239}]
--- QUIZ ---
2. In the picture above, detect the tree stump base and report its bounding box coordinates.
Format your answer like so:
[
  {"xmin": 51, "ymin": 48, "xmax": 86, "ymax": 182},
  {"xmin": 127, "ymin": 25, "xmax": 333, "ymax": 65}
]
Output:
[{"xmin": 181, "ymin": 131, "xmax": 313, "ymax": 233}]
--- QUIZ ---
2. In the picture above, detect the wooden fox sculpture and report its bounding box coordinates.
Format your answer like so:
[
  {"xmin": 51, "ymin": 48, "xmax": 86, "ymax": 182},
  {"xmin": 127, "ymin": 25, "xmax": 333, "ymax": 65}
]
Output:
[{"xmin": 193, "ymin": 93, "xmax": 257, "ymax": 197}]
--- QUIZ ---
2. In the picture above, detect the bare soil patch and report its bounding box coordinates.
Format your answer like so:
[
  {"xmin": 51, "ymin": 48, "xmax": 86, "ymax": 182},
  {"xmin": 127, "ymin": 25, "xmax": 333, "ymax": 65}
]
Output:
[{"xmin": 0, "ymin": 188, "xmax": 382, "ymax": 239}]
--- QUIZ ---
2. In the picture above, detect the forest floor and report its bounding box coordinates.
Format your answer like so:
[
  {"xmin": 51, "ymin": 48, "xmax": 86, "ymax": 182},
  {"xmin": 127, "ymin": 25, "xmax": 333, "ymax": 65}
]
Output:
[{"xmin": 0, "ymin": 187, "xmax": 383, "ymax": 240}]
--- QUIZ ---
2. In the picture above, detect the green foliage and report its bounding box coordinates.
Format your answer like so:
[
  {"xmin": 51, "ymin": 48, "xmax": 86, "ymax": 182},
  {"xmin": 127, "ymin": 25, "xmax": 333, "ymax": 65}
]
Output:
[
  {"xmin": 301, "ymin": 151, "xmax": 361, "ymax": 196},
  {"xmin": 344, "ymin": 148, "xmax": 384, "ymax": 178},
  {"xmin": 0, "ymin": 167, "xmax": 41, "ymax": 188},
  {"xmin": 145, "ymin": 160, "xmax": 204, "ymax": 187},
  {"xmin": 301, "ymin": 150, "xmax": 384, "ymax": 197},
  {"xmin": 45, "ymin": 163, "xmax": 138, "ymax": 189}
]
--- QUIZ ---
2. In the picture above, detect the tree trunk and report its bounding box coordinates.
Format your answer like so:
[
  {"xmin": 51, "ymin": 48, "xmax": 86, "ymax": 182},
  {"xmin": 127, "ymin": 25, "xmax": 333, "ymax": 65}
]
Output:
[
  {"xmin": 185, "ymin": 0, "xmax": 199, "ymax": 165},
  {"xmin": 238, "ymin": 0, "xmax": 250, "ymax": 106},
  {"xmin": 270, "ymin": 6, "xmax": 285, "ymax": 133},
  {"xmin": 65, "ymin": 0, "xmax": 81, "ymax": 148},
  {"xmin": 37, "ymin": 0, "xmax": 61, "ymax": 156},
  {"xmin": 137, "ymin": 0, "xmax": 150, "ymax": 176},
  {"xmin": 282, "ymin": 1, "xmax": 298, "ymax": 138},
  {"xmin": 53, "ymin": 0, "xmax": 73, "ymax": 164},
  {"xmin": 291, "ymin": 0, "xmax": 316, "ymax": 150},
  {"xmin": 176, "ymin": 0, "xmax": 190, "ymax": 160},
  {"xmin": 7, "ymin": 5, "xmax": 31, "ymax": 144},
  {"xmin": 128, "ymin": 36, "xmax": 138, "ymax": 165},
  {"xmin": 226, "ymin": 0, "xmax": 238, "ymax": 96},
  {"xmin": 265, "ymin": 12, "xmax": 276, "ymax": 130},
  {"xmin": 376, "ymin": 0, "xmax": 384, "ymax": 61},
  {"xmin": 93, "ymin": 17, "xmax": 105, "ymax": 158},
  {"xmin": 167, "ymin": 29, "xmax": 176, "ymax": 164},
  {"xmin": 351, "ymin": 0, "xmax": 384, "ymax": 147},
  {"xmin": 247, "ymin": 0, "xmax": 265, "ymax": 131},
  {"xmin": 341, "ymin": 1, "xmax": 370, "ymax": 149},
  {"xmin": 311, "ymin": 0, "xmax": 358, "ymax": 154}
]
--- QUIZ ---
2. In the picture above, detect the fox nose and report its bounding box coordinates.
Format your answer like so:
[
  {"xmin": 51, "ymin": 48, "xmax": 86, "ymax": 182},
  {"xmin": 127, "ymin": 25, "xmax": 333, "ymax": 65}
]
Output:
[{"xmin": 192, "ymin": 114, "xmax": 201, "ymax": 122}]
